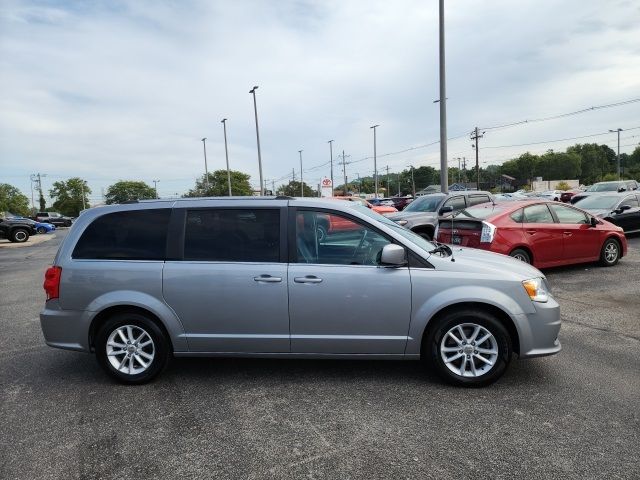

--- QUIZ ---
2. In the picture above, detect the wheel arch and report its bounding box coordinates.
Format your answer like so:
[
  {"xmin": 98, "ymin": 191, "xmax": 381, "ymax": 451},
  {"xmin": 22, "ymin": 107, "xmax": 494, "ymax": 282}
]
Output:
[
  {"xmin": 88, "ymin": 305, "xmax": 175, "ymax": 353},
  {"xmin": 419, "ymin": 301, "xmax": 520, "ymax": 357}
]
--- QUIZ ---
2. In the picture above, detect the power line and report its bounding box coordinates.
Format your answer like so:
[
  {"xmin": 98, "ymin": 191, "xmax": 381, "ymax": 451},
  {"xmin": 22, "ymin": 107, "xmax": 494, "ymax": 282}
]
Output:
[
  {"xmin": 480, "ymin": 98, "xmax": 640, "ymax": 132},
  {"xmin": 482, "ymin": 126, "xmax": 640, "ymax": 149}
]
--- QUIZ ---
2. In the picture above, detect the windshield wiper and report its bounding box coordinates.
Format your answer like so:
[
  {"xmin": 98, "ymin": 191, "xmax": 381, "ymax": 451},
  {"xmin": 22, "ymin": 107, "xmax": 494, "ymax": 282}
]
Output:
[{"xmin": 428, "ymin": 244, "xmax": 451, "ymax": 256}]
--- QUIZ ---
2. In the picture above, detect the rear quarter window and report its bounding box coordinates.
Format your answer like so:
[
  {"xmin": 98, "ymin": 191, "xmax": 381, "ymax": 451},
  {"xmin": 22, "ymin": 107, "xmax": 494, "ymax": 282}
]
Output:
[
  {"xmin": 72, "ymin": 209, "xmax": 171, "ymax": 260},
  {"xmin": 510, "ymin": 208, "xmax": 524, "ymax": 223}
]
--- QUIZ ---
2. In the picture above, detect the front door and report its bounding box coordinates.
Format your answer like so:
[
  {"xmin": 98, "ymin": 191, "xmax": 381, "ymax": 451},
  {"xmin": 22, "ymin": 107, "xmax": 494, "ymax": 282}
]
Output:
[
  {"xmin": 288, "ymin": 209, "xmax": 412, "ymax": 354},
  {"xmin": 162, "ymin": 207, "xmax": 290, "ymax": 352},
  {"xmin": 548, "ymin": 203, "xmax": 600, "ymax": 261}
]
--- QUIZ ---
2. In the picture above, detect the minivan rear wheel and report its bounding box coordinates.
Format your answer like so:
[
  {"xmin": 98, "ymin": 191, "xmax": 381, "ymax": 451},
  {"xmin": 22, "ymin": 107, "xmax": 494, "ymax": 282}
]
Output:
[
  {"xmin": 95, "ymin": 312, "xmax": 170, "ymax": 384},
  {"xmin": 425, "ymin": 309, "xmax": 512, "ymax": 387}
]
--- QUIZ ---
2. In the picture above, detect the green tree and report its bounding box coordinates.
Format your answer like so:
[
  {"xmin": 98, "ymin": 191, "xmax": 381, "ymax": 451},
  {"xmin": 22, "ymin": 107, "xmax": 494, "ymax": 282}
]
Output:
[
  {"xmin": 49, "ymin": 177, "xmax": 91, "ymax": 216},
  {"xmin": 567, "ymin": 143, "xmax": 615, "ymax": 184},
  {"xmin": 105, "ymin": 181, "xmax": 157, "ymax": 204},
  {"xmin": 0, "ymin": 184, "xmax": 30, "ymax": 216},
  {"xmin": 279, "ymin": 180, "xmax": 317, "ymax": 197},
  {"xmin": 185, "ymin": 170, "xmax": 253, "ymax": 197}
]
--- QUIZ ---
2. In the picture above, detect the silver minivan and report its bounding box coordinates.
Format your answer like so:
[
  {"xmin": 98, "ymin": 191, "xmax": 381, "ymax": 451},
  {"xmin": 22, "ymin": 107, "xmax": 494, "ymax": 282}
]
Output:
[{"xmin": 40, "ymin": 197, "xmax": 561, "ymax": 387}]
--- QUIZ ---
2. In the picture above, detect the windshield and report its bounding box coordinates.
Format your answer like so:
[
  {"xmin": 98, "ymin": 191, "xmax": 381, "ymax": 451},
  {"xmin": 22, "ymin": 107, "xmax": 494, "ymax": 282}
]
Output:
[
  {"xmin": 350, "ymin": 204, "xmax": 437, "ymax": 253},
  {"xmin": 587, "ymin": 183, "xmax": 619, "ymax": 192},
  {"xmin": 576, "ymin": 195, "xmax": 621, "ymax": 209},
  {"xmin": 456, "ymin": 205, "xmax": 504, "ymax": 220},
  {"xmin": 403, "ymin": 194, "xmax": 443, "ymax": 213}
]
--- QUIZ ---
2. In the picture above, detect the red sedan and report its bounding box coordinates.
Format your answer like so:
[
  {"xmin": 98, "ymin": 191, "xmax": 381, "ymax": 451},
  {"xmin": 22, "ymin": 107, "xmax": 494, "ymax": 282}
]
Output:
[{"xmin": 435, "ymin": 200, "xmax": 627, "ymax": 268}]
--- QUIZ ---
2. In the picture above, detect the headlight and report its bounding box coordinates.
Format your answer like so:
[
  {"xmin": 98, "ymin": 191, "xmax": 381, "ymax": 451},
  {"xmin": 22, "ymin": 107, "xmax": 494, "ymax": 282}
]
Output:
[
  {"xmin": 396, "ymin": 220, "xmax": 408, "ymax": 226},
  {"xmin": 480, "ymin": 221, "xmax": 496, "ymax": 243},
  {"xmin": 522, "ymin": 277, "xmax": 549, "ymax": 303}
]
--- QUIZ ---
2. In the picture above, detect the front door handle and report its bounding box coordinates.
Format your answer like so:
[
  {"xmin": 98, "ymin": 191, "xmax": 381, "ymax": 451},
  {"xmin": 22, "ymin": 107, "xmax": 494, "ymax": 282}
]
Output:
[
  {"xmin": 254, "ymin": 275, "xmax": 282, "ymax": 283},
  {"xmin": 563, "ymin": 231, "xmax": 572, "ymax": 236},
  {"xmin": 294, "ymin": 275, "xmax": 323, "ymax": 284},
  {"xmin": 526, "ymin": 230, "xmax": 537, "ymax": 235}
]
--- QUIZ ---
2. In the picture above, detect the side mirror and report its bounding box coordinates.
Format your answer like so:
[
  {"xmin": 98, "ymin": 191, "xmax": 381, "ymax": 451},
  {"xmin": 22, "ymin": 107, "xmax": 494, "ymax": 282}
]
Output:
[
  {"xmin": 439, "ymin": 205, "xmax": 454, "ymax": 216},
  {"xmin": 618, "ymin": 187, "xmax": 625, "ymax": 192},
  {"xmin": 618, "ymin": 205, "xmax": 631, "ymax": 212},
  {"xmin": 380, "ymin": 244, "xmax": 407, "ymax": 266},
  {"xmin": 590, "ymin": 216, "xmax": 597, "ymax": 227}
]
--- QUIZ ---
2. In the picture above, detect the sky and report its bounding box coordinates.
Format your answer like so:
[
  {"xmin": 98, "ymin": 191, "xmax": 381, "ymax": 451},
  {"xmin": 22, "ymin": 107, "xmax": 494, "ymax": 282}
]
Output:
[{"xmin": 1, "ymin": 0, "xmax": 639, "ymax": 205}]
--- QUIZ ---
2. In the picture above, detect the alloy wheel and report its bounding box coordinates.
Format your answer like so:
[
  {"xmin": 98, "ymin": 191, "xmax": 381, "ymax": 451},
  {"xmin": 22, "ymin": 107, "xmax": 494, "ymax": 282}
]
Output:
[
  {"xmin": 106, "ymin": 325, "xmax": 155, "ymax": 375},
  {"xmin": 440, "ymin": 323, "xmax": 499, "ymax": 378}
]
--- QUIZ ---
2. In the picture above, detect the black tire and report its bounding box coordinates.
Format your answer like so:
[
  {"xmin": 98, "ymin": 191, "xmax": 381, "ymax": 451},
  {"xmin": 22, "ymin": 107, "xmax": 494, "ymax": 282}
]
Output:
[
  {"xmin": 65, "ymin": 220, "xmax": 72, "ymax": 227},
  {"xmin": 415, "ymin": 229, "xmax": 433, "ymax": 241},
  {"xmin": 509, "ymin": 248, "xmax": 531, "ymax": 264},
  {"xmin": 599, "ymin": 237, "xmax": 620, "ymax": 267},
  {"xmin": 95, "ymin": 312, "xmax": 170, "ymax": 384},
  {"xmin": 37, "ymin": 226, "xmax": 47, "ymax": 234},
  {"xmin": 424, "ymin": 309, "xmax": 512, "ymax": 387},
  {"xmin": 10, "ymin": 228, "xmax": 29, "ymax": 243}
]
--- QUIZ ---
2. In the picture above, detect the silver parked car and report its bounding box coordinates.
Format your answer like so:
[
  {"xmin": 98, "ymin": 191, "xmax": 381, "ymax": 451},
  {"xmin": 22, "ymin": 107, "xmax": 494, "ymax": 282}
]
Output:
[{"xmin": 40, "ymin": 197, "xmax": 561, "ymax": 387}]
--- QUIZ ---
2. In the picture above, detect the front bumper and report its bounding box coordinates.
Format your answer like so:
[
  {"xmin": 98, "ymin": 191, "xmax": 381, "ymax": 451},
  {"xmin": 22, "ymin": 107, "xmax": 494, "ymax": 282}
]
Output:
[{"xmin": 515, "ymin": 295, "xmax": 562, "ymax": 359}]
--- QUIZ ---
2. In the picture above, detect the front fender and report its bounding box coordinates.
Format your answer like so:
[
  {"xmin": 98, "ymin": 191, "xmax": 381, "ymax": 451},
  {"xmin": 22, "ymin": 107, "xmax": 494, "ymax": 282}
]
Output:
[{"xmin": 406, "ymin": 285, "xmax": 530, "ymax": 356}]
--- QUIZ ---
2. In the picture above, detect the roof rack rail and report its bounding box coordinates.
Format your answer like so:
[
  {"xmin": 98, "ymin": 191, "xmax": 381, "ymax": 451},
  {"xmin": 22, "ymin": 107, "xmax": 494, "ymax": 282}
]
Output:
[
  {"xmin": 275, "ymin": 195, "xmax": 294, "ymax": 200},
  {"xmin": 121, "ymin": 200, "xmax": 139, "ymax": 204}
]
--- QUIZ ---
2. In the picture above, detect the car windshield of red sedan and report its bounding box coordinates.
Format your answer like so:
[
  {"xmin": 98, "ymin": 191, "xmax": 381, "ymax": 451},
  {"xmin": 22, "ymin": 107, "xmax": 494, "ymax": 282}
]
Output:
[{"xmin": 576, "ymin": 195, "xmax": 621, "ymax": 209}]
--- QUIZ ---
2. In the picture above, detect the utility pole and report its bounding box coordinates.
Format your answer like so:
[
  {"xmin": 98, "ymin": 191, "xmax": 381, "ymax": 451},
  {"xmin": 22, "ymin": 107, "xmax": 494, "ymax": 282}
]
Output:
[
  {"xmin": 221, "ymin": 118, "xmax": 232, "ymax": 196},
  {"xmin": 438, "ymin": 0, "xmax": 448, "ymax": 194},
  {"xmin": 201, "ymin": 138, "xmax": 209, "ymax": 192},
  {"xmin": 29, "ymin": 174, "xmax": 37, "ymax": 211},
  {"xmin": 609, "ymin": 128, "xmax": 623, "ymax": 180},
  {"xmin": 298, "ymin": 150, "xmax": 304, "ymax": 197},
  {"xmin": 36, "ymin": 173, "xmax": 46, "ymax": 211},
  {"xmin": 339, "ymin": 150, "xmax": 350, "ymax": 195},
  {"xmin": 328, "ymin": 140, "xmax": 334, "ymax": 195},
  {"xmin": 271, "ymin": 180, "xmax": 275, "ymax": 194},
  {"xmin": 356, "ymin": 172, "xmax": 361, "ymax": 194},
  {"xmin": 397, "ymin": 174, "xmax": 401, "ymax": 196},
  {"xmin": 386, "ymin": 165, "xmax": 390, "ymax": 194},
  {"xmin": 471, "ymin": 127, "xmax": 484, "ymax": 190},
  {"xmin": 152, "ymin": 180, "xmax": 159, "ymax": 199},
  {"xmin": 408, "ymin": 165, "xmax": 416, "ymax": 197},
  {"xmin": 292, "ymin": 168, "xmax": 296, "ymax": 182},
  {"xmin": 370, "ymin": 125, "xmax": 379, "ymax": 198}
]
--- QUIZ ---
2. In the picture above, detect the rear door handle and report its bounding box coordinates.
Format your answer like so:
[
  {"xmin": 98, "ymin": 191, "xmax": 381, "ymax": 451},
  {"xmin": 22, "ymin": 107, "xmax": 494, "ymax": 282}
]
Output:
[
  {"xmin": 563, "ymin": 231, "xmax": 572, "ymax": 236},
  {"xmin": 294, "ymin": 275, "xmax": 323, "ymax": 284},
  {"xmin": 526, "ymin": 230, "xmax": 537, "ymax": 235},
  {"xmin": 254, "ymin": 275, "xmax": 282, "ymax": 283}
]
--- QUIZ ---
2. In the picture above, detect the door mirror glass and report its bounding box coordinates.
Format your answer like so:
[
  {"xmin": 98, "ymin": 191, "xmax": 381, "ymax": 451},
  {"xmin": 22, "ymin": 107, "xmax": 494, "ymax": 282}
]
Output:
[{"xmin": 380, "ymin": 244, "xmax": 406, "ymax": 266}]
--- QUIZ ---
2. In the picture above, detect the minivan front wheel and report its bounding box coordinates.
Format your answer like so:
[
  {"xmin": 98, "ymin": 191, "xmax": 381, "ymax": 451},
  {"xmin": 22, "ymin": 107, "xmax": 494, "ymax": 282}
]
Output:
[
  {"xmin": 425, "ymin": 309, "xmax": 512, "ymax": 387},
  {"xmin": 95, "ymin": 313, "xmax": 170, "ymax": 384}
]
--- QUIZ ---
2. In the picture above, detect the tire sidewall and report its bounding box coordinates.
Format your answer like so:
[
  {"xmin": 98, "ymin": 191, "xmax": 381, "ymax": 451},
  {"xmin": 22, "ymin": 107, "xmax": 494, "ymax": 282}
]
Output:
[
  {"xmin": 95, "ymin": 313, "xmax": 170, "ymax": 384},
  {"xmin": 425, "ymin": 310, "xmax": 512, "ymax": 387},
  {"xmin": 510, "ymin": 248, "xmax": 531, "ymax": 264},
  {"xmin": 37, "ymin": 226, "xmax": 47, "ymax": 234},
  {"xmin": 600, "ymin": 238, "xmax": 620, "ymax": 267},
  {"xmin": 11, "ymin": 229, "xmax": 29, "ymax": 243}
]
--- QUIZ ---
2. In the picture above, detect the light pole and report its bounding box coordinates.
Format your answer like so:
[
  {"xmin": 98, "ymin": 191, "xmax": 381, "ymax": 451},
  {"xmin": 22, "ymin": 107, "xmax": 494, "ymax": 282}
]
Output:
[
  {"xmin": 201, "ymin": 138, "xmax": 209, "ymax": 193},
  {"xmin": 152, "ymin": 180, "xmax": 159, "ymax": 199},
  {"xmin": 328, "ymin": 140, "xmax": 334, "ymax": 195},
  {"xmin": 221, "ymin": 118, "xmax": 232, "ymax": 196},
  {"xmin": 370, "ymin": 124, "xmax": 379, "ymax": 198},
  {"xmin": 609, "ymin": 128, "xmax": 623, "ymax": 180},
  {"xmin": 249, "ymin": 86, "xmax": 264, "ymax": 196},
  {"xmin": 299, "ymin": 150, "xmax": 304, "ymax": 197},
  {"xmin": 438, "ymin": 0, "xmax": 448, "ymax": 194}
]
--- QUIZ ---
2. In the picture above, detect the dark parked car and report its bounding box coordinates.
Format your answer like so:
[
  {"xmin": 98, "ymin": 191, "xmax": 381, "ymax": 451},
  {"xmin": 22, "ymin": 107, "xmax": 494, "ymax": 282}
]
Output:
[
  {"xmin": 0, "ymin": 215, "xmax": 37, "ymax": 243},
  {"xmin": 387, "ymin": 191, "xmax": 494, "ymax": 240},
  {"xmin": 35, "ymin": 212, "xmax": 74, "ymax": 227},
  {"xmin": 576, "ymin": 192, "xmax": 640, "ymax": 234},
  {"xmin": 571, "ymin": 181, "xmax": 629, "ymax": 204}
]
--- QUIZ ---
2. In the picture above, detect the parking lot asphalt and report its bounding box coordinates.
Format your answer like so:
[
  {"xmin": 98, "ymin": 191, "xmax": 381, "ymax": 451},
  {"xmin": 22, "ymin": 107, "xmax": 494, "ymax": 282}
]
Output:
[{"xmin": 1, "ymin": 230, "xmax": 638, "ymax": 480}]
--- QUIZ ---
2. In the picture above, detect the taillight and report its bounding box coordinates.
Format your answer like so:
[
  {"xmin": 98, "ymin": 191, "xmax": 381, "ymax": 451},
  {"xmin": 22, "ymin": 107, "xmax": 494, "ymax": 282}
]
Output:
[{"xmin": 44, "ymin": 266, "xmax": 62, "ymax": 300}]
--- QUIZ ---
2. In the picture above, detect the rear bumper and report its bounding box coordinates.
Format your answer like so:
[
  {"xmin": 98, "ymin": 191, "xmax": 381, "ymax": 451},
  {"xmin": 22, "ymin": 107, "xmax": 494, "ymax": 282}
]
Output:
[
  {"xmin": 515, "ymin": 296, "xmax": 562, "ymax": 359},
  {"xmin": 40, "ymin": 300, "xmax": 90, "ymax": 352}
]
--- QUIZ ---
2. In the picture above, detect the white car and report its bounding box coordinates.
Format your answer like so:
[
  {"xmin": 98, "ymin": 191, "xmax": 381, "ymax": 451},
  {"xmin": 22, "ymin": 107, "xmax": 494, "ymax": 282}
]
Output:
[{"xmin": 538, "ymin": 190, "xmax": 563, "ymax": 201}]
